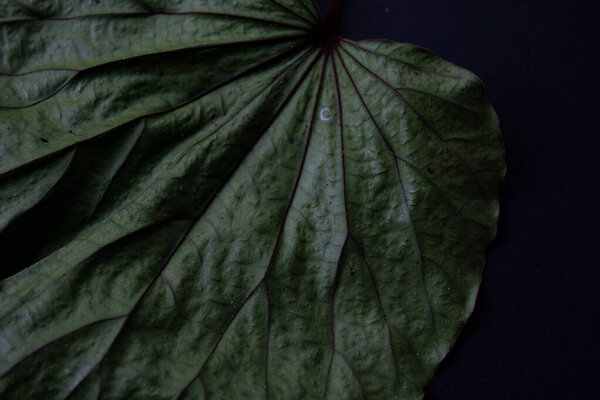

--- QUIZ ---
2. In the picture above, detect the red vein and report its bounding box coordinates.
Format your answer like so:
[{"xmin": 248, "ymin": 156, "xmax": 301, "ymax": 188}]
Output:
[
  {"xmin": 171, "ymin": 47, "xmax": 312, "ymax": 164},
  {"xmin": 0, "ymin": 36, "xmax": 307, "ymax": 179},
  {"xmin": 350, "ymin": 236, "xmax": 402, "ymax": 394},
  {"xmin": 332, "ymin": 49, "xmax": 403, "ymax": 395},
  {"xmin": 393, "ymin": 153, "xmax": 489, "ymax": 229},
  {"xmin": 0, "ymin": 28, "xmax": 304, "ymax": 109},
  {"xmin": 395, "ymin": 86, "xmax": 482, "ymax": 114},
  {"xmin": 323, "ymin": 52, "xmax": 348, "ymax": 400},
  {"xmin": 259, "ymin": 52, "xmax": 327, "ymax": 283},
  {"xmin": 330, "ymin": 50, "xmax": 351, "ymax": 235},
  {"xmin": 339, "ymin": 44, "xmax": 491, "ymax": 198},
  {"xmin": 17, "ymin": 53, "xmax": 323, "ymax": 397},
  {"xmin": 340, "ymin": 38, "xmax": 468, "ymax": 80},
  {"xmin": 174, "ymin": 51, "xmax": 326, "ymax": 399},
  {"xmin": 90, "ymin": 47, "xmax": 314, "ymax": 240},
  {"xmin": 323, "ymin": 240, "xmax": 346, "ymax": 400},
  {"xmin": 336, "ymin": 50, "xmax": 440, "ymax": 358},
  {"xmin": 0, "ymin": 46, "xmax": 312, "ymax": 299},
  {"xmin": 0, "ymin": 46, "xmax": 308, "ymax": 322},
  {"xmin": 335, "ymin": 45, "xmax": 494, "ymax": 332}
]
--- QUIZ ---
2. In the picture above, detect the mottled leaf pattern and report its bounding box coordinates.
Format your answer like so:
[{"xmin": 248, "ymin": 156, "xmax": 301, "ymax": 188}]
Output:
[{"xmin": 0, "ymin": 1, "xmax": 504, "ymax": 399}]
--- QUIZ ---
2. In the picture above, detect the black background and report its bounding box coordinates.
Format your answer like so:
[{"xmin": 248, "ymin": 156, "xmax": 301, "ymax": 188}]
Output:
[{"xmin": 316, "ymin": 0, "xmax": 600, "ymax": 399}]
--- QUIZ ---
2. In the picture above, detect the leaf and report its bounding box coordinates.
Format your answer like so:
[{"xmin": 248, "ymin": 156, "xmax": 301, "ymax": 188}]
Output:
[{"xmin": 0, "ymin": 1, "xmax": 504, "ymax": 399}]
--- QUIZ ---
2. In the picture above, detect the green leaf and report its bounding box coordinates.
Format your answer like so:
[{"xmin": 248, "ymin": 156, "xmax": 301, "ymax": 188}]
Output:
[{"xmin": 0, "ymin": 1, "xmax": 504, "ymax": 399}]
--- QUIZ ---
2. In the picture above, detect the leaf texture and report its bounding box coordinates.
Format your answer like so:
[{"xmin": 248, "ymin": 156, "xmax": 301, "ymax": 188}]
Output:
[{"xmin": 0, "ymin": 1, "xmax": 505, "ymax": 399}]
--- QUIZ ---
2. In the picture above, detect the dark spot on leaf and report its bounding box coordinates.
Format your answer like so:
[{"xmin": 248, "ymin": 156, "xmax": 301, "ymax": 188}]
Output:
[
  {"xmin": 39, "ymin": 137, "xmax": 49, "ymax": 143},
  {"xmin": 427, "ymin": 166, "xmax": 435, "ymax": 174}
]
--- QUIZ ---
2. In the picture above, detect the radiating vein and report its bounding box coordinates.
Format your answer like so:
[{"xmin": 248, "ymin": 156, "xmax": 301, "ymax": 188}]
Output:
[
  {"xmin": 394, "ymin": 86, "xmax": 482, "ymax": 114},
  {"xmin": 0, "ymin": 47, "xmax": 314, "ymax": 315},
  {"xmin": 393, "ymin": 153, "xmax": 489, "ymax": 228},
  {"xmin": 0, "ymin": 37, "xmax": 308, "ymax": 178},
  {"xmin": 1, "ymin": 50, "xmax": 322, "ymax": 396},
  {"xmin": 175, "ymin": 51, "xmax": 325, "ymax": 400},
  {"xmin": 339, "ymin": 44, "xmax": 491, "ymax": 198},
  {"xmin": 324, "ymin": 52, "xmax": 348, "ymax": 400},
  {"xmin": 340, "ymin": 38, "xmax": 469, "ymax": 80},
  {"xmin": 337, "ymin": 49, "xmax": 440, "ymax": 361},
  {"xmin": 0, "ymin": 5, "xmax": 504, "ymax": 398}
]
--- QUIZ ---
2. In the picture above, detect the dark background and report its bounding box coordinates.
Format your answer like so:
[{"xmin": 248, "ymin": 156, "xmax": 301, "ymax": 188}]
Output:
[{"xmin": 316, "ymin": 0, "xmax": 600, "ymax": 399}]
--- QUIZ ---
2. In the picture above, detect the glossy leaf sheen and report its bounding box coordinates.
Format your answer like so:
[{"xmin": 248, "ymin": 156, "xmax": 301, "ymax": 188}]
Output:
[{"xmin": 0, "ymin": 1, "xmax": 504, "ymax": 399}]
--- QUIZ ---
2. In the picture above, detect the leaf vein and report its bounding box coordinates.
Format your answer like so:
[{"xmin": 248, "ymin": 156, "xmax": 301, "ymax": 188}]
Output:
[{"xmin": 337, "ymin": 49, "xmax": 441, "ymax": 368}]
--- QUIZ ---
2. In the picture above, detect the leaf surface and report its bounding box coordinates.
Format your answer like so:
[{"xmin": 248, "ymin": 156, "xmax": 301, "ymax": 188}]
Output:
[{"xmin": 0, "ymin": 1, "xmax": 504, "ymax": 399}]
